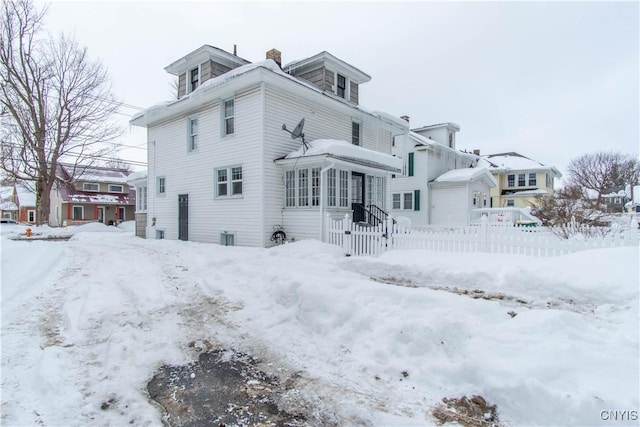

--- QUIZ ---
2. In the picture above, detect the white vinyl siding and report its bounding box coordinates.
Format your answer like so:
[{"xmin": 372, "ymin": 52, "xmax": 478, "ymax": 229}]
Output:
[
  {"xmin": 215, "ymin": 166, "xmax": 243, "ymax": 197},
  {"xmin": 147, "ymin": 87, "xmax": 262, "ymax": 245},
  {"xmin": 188, "ymin": 115, "xmax": 198, "ymax": 151}
]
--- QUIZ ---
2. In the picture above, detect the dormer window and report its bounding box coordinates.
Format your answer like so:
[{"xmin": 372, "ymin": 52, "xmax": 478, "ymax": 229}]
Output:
[
  {"xmin": 108, "ymin": 184, "xmax": 124, "ymax": 193},
  {"xmin": 190, "ymin": 67, "xmax": 199, "ymax": 92},
  {"xmin": 337, "ymin": 74, "xmax": 346, "ymax": 98},
  {"xmin": 83, "ymin": 182, "xmax": 99, "ymax": 192}
]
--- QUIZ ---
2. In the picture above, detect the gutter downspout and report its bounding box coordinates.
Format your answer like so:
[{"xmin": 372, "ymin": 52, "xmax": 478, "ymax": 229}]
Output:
[{"xmin": 319, "ymin": 161, "xmax": 336, "ymax": 242}]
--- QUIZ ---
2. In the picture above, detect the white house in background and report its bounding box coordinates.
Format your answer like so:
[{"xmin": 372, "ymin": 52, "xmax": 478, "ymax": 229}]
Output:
[
  {"xmin": 131, "ymin": 45, "xmax": 407, "ymax": 246},
  {"xmin": 478, "ymin": 152, "xmax": 562, "ymax": 208},
  {"xmin": 127, "ymin": 170, "xmax": 148, "ymax": 238},
  {"xmin": 389, "ymin": 121, "xmax": 490, "ymax": 227}
]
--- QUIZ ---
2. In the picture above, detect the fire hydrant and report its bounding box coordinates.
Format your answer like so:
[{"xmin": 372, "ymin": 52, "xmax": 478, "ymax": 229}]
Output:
[{"xmin": 25, "ymin": 227, "xmax": 32, "ymax": 238}]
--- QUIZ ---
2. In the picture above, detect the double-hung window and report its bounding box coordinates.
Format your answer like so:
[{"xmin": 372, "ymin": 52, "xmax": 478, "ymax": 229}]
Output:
[
  {"xmin": 224, "ymin": 99, "xmax": 234, "ymax": 136},
  {"xmin": 298, "ymin": 169, "xmax": 308, "ymax": 206},
  {"xmin": 337, "ymin": 74, "xmax": 346, "ymax": 98},
  {"xmin": 216, "ymin": 166, "xmax": 242, "ymax": 197},
  {"xmin": 403, "ymin": 193, "xmax": 413, "ymax": 210},
  {"xmin": 529, "ymin": 173, "xmax": 536, "ymax": 186},
  {"xmin": 157, "ymin": 177, "xmax": 166, "ymax": 194},
  {"xmin": 311, "ymin": 168, "xmax": 320, "ymax": 206},
  {"xmin": 352, "ymin": 122, "xmax": 360, "ymax": 145},
  {"xmin": 190, "ymin": 67, "xmax": 199, "ymax": 92},
  {"xmin": 518, "ymin": 174, "xmax": 526, "ymax": 187},
  {"xmin": 327, "ymin": 169, "xmax": 336, "ymax": 207},
  {"xmin": 285, "ymin": 170, "xmax": 295, "ymax": 207},
  {"xmin": 188, "ymin": 116, "xmax": 198, "ymax": 151},
  {"xmin": 507, "ymin": 174, "xmax": 515, "ymax": 187},
  {"xmin": 392, "ymin": 193, "xmax": 401, "ymax": 209}
]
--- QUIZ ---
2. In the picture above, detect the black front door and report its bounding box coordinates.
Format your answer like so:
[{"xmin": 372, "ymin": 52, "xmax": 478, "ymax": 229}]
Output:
[
  {"xmin": 351, "ymin": 172, "xmax": 365, "ymax": 222},
  {"xmin": 178, "ymin": 194, "xmax": 188, "ymax": 241}
]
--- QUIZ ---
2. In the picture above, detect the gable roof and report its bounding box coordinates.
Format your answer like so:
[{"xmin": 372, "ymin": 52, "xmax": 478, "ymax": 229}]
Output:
[
  {"xmin": 479, "ymin": 152, "xmax": 562, "ymax": 177},
  {"xmin": 412, "ymin": 122, "xmax": 461, "ymax": 133},
  {"xmin": 57, "ymin": 164, "xmax": 131, "ymax": 184},
  {"xmin": 54, "ymin": 164, "xmax": 135, "ymax": 206}
]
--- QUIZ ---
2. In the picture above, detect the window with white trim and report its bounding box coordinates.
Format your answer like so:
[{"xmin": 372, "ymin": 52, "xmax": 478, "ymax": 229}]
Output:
[
  {"xmin": 298, "ymin": 169, "xmax": 308, "ymax": 206},
  {"xmin": 83, "ymin": 182, "xmax": 99, "ymax": 192},
  {"xmin": 311, "ymin": 167, "xmax": 320, "ymax": 206},
  {"xmin": 72, "ymin": 205, "xmax": 84, "ymax": 219},
  {"xmin": 137, "ymin": 186, "xmax": 148, "ymax": 212},
  {"xmin": 224, "ymin": 99, "xmax": 234, "ymax": 135},
  {"xmin": 108, "ymin": 184, "xmax": 123, "ymax": 193},
  {"xmin": 352, "ymin": 121, "xmax": 360, "ymax": 145},
  {"xmin": 339, "ymin": 170, "xmax": 349, "ymax": 208},
  {"xmin": 27, "ymin": 210, "xmax": 35, "ymax": 222},
  {"xmin": 337, "ymin": 74, "xmax": 346, "ymax": 98},
  {"xmin": 156, "ymin": 229, "xmax": 165, "ymax": 239},
  {"xmin": 518, "ymin": 174, "xmax": 526, "ymax": 187},
  {"xmin": 392, "ymin": 193, "xmax": 401, "ymax": 209},
  {"xmin": 506, "ymin": 199, "xmax": 515, "ymax": 207},
  {"xmin": 507, "ymin": 174, "xmax": 515, "ymax": 187},
  {"xmin": 157, "ymin": 177, "xmax": 166, "ymax": 194},
  {"xmin": 403, "ymin": 193, "xmax": 413, "ymax": 210},
  {"xmin": 327, "ymin": 169, "xmax": 336, "ymax": 207},
  {"xmin": 285, "ymin": 170, "xmax": 295, "ymax": 207},
  {"xmin": 529, "ymin": 173, "xmax": 536, "ymax": 186},
  {"xmin": 190, "ymin": 67, "xmax": 199, "ymax": 92},
  {"xmin": 215, "ymin": 166, "xmax": 242, "ymax": 197},
  {"xmin": 187, "ymin": 116, "xmax": 198, "ymax": 151}
]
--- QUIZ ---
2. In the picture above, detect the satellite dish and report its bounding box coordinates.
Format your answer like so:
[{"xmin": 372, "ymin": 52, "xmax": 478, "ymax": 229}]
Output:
[
  {"xmin": 291, "ymin": 118, "xmax": 305, "ymax": 139},
  {"xmin": 282, "ymin": 118, "xmax": 309, "ymax": 151}
]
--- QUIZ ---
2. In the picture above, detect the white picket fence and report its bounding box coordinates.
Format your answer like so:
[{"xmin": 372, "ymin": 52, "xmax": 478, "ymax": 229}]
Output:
[{"xmin": 324, "ymin": 214, "xmax": 639, "ymax": 257}]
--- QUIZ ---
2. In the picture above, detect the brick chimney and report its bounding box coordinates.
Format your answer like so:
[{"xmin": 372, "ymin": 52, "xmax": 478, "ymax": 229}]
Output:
[
  {"xmin": 473, "ymin": 149, "xmax": 480, "ymax": 155},
  {"xmin": 400, "ymin": 115, "xmax": 410, "ymax": 123},
  {"xmin": 266, "ymin": 48, "xmax": 281, "ymax": 67}
]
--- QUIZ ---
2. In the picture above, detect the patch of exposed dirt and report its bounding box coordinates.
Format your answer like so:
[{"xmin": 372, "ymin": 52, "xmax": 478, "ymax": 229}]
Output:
[
  {"xmin": 148, "ymin": 348, "xmax": 320, "ymax": 427},
  {"xmin": 432, "ymin": 395, "xmax": 502, "ymax": 427}
]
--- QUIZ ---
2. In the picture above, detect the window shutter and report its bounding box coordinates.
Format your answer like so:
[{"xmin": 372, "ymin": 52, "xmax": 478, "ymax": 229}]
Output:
[
  {"xmin": 408, "ymin": 153, "xmax": 414, "ymax": 177},
  {"xmin": 414, "ymin": 189, "xmax": 420, "ymax": 211}
]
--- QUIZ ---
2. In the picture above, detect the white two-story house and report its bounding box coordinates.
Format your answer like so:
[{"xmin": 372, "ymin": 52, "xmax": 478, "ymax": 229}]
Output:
[
  {"xmin": 389, "ymin": 121, "xmax": 496, "ymax": 227},
  {"xmin": 131, "ymin": 45, "xmax": 407, "ymax": 246}
]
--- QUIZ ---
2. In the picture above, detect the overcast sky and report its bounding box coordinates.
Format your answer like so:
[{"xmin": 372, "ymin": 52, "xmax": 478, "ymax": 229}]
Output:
[{"xmin": 38, "ymin": 1, "xmax": 639, "ymax": 183}]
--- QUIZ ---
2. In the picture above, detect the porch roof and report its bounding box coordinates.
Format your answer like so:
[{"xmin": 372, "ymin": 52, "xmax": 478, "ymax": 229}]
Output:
[{"xmin": 275, "ymin": 139, "xmax": 402, "ymax": 173}]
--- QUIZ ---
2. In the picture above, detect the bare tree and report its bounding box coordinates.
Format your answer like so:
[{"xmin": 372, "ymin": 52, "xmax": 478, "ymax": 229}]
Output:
[
  {"xmin": 566, "ymin": 151, "xmax": 640, "ymax": 204},
  {"xmin": 1, "ymin": 0, "xmax": 122, "ymax": 225},
  {"xmin": 531, "ymin": 185, "xmax": 608, "ymax": 239}
]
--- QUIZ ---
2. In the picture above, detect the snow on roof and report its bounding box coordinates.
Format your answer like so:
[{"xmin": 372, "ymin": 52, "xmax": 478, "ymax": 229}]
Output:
[
  {"xmin": 16, "ymin": 184, "xmax": 36, "ymax": 206},
  {"xmin": 507, "ymin": 189, "xmax": 549, "ymax": 196},
  {"xmin": 0, "ymin": 200, "xmax": 18, "ymax": 211},
  {"xmin": 479, "ymin": 152, "xmax": 561, "ymax": 177},
  {"xmin": 434, "ymin": 167, "xmax": 497, "ymax": 186},
  {"xmin": 283, "ymin": 139, "xmax": 402, "ymax": 171},
  {"xmin": 74, "ymin": 166, "xmax": 130, "ymax": 184},
  {"xmin": 410, "ymin": 132, "xmax": 478, "ymax": 161},
  {"xmin": 126, "ymin": 170, "xmax": 148, "ymax": 183},
  {"xmin": 0, "ymin": 186, "xmax": 14, "ymax": 200}
]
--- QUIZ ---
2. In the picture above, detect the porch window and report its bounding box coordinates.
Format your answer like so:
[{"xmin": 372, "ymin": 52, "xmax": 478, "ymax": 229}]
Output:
[
  {"xmin": 339, "ymin": 170, "xmax": 349, "ymax": 208},
  {"xmin": 375, "ymin": 177, "xmax": 384, "ymax": 207},
  {"xmin": 72, "ymin": 205, "xmax": 84, "ymax": 219},
  {"xmin": 327, "ymin": 169, "xmax": 336, "ymax": 207},
  {"xmin": 392, "ymin": 193, "xmax": 401, "ymax": 209},
  {"xmin": 285, "ymin": 170, "xmax": 295, "ymax": 207},
  {"xmin": 298, "ymin": 169, "xmax": 309, "ymax": 206},
  {"xmin": 311, "ymin": 167, "xmax": 320, "ymax": 206}
]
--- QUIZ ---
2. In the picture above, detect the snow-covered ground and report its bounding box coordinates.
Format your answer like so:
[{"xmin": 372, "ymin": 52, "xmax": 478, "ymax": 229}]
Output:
[{"xmin": 1, "ymin": 222, "xmax": 638, "ymax": 426}]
